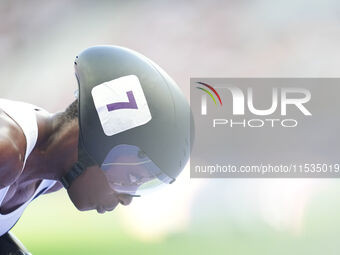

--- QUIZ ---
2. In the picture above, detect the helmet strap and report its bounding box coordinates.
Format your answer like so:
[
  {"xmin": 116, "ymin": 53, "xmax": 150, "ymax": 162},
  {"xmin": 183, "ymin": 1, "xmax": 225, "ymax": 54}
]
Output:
[{"xmin": 60, "ymin": 140, "xmax": 98, "ymax": 189}]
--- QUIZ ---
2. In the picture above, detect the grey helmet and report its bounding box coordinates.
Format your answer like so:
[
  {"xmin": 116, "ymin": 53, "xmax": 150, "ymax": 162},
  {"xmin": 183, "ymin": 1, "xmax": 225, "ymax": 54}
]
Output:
[{"xmin": 60, "ymin": 45, "xmax": 194, "ymax": 196}]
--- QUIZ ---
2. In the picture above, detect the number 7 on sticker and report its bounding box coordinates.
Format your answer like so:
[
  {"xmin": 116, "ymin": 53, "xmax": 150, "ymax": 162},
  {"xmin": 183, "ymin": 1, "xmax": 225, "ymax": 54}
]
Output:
[{"xmin": 106, "ymin": 91, "xmax": 138, "ymax": 111}]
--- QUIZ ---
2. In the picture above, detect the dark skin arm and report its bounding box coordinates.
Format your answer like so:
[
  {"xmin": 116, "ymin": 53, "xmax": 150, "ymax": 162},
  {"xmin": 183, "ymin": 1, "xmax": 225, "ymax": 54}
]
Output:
[{"xmin": 0, "ymin": 110, "xmax": 26, "ymax": 189}]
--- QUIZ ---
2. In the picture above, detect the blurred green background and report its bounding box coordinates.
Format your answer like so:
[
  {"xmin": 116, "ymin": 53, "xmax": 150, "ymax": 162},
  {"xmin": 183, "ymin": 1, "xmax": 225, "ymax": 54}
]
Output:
[{"xmin": 1, "ymin": 0, "xmax": 340, "ymax": 254}]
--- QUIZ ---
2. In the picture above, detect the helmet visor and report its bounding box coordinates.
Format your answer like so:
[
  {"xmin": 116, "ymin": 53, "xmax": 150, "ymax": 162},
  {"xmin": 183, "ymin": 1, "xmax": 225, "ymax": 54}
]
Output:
[{"xmin": 101, "ymin": 144, "xmax": 174, "ymax": 196}]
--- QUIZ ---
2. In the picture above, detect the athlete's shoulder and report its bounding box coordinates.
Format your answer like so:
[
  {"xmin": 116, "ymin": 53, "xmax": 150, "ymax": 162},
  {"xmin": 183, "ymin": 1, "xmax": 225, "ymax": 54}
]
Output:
[{"xmin": 0, "ymin": 109, "xmax": 26, "ymax": 188}]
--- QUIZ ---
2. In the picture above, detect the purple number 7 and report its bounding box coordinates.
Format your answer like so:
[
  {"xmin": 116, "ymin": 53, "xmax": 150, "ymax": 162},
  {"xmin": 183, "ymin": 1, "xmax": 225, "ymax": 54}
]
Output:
[{"xmin": 106, "ymin": 91, "xmax": 138, "ymax": 111}]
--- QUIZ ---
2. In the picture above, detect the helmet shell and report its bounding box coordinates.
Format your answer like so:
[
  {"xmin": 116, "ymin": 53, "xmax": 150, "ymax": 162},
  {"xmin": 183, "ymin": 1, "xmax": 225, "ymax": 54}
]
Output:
[{"xmin": 74, "ymin": 45, "xmax": 194, "ymax": 180}]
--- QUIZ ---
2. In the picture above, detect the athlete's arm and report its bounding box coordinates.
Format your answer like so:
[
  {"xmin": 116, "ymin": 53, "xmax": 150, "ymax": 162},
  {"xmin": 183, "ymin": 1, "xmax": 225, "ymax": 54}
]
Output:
[{"xmin": 0, "ymin": 112, "xmax": 26, "ymax": 188}]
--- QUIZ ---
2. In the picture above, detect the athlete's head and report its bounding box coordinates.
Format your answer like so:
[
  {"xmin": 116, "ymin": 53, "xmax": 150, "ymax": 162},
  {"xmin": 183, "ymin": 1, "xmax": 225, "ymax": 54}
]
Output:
[{"xmin": 60, "ymin": 45, "xmax": 194, "ymax": 212}]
